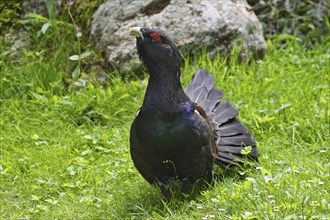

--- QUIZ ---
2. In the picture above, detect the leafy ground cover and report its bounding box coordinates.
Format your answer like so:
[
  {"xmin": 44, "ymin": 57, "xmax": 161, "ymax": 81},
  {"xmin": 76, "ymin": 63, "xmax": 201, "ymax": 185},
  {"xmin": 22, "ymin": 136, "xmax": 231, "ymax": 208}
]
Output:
[{"xmin": 1, "ymin": 38, "xmax": 329, "ymax": 219}]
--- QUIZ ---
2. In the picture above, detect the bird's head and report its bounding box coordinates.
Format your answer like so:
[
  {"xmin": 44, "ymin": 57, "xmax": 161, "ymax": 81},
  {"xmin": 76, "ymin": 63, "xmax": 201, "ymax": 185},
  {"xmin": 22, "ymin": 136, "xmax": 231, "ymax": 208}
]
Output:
[{"xmin": 129, "ymin": 27, "xmax": 181, "ymax": 72}]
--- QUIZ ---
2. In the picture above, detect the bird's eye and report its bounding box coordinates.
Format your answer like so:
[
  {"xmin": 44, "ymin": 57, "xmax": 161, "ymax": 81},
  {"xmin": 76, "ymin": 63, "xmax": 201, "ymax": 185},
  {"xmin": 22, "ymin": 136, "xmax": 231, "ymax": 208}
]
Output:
[{"xmin": 149, "ymin": 33, "xmax": 162, "ymax": 42}]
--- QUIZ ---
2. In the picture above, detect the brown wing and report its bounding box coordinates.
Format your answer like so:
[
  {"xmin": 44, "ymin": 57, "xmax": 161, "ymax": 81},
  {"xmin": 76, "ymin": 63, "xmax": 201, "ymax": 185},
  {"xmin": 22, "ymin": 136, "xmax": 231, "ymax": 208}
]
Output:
[{"xmin": 192, "ymin": 102, "xmax": 218, "ymax": 156}]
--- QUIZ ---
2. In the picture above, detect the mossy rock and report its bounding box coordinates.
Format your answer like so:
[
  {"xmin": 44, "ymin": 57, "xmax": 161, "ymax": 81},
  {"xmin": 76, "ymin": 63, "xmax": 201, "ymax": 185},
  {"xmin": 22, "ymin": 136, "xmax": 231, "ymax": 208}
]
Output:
[{"xmin": 0, "ymin": 1, "xmax": 22, "ymax": 34}]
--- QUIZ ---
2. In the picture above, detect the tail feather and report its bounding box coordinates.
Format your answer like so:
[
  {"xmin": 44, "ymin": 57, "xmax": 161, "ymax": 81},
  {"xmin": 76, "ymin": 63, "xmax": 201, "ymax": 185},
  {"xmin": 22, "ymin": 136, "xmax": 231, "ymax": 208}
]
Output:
[
  {"xmin": 207, "ymin": 87, "xmax": 223, "ymax": 110},
  {"xmin": 184, "ymin": 69, "xmax": 260, "ymax": 168},
  {"xmin": 219, "ymin": 145, "xmax": 247, "ymax": 154},
  {"xmin": 215, "ymin": 155, "xmax": 237, "ymax": 167},
  {"xmin": 192, "ymin": 86, "xmax": 209, "ymax": 104},
  {"xmin": 199, "ymin": 99, "xmax": 211, "ymax": 112},
  {"xmin": 184, "ymin": 83, "xmax": 196, "ymax": 99},
  {"xmin": 218, "ymin": 119, "xmax": 248, "ymax": 137},
  {"xmin": 190, "ymin": 69, "xmax": 215, "ymax": 90},
  {"xmin": 216, "ymin": 133, "xmax": 256, "ymax": 147},
  {"xmin": 213, "ymin": 102, "xmax": 239, "ymax": 125}
]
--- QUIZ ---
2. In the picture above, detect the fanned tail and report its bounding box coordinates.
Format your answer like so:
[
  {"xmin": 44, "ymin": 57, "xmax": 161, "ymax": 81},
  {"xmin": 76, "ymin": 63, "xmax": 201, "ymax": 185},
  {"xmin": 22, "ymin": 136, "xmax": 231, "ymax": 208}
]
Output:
[{"xmin": 184, "ymin": 69, "xmax": 259, "ymax": 168}]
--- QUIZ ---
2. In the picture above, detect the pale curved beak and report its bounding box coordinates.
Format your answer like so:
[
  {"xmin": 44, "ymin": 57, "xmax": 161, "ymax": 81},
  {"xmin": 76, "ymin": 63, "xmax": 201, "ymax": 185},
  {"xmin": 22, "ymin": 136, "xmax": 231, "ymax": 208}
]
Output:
[{"xmin": 129, "ymin": 27, "xmax": 144, "ymax": 40}]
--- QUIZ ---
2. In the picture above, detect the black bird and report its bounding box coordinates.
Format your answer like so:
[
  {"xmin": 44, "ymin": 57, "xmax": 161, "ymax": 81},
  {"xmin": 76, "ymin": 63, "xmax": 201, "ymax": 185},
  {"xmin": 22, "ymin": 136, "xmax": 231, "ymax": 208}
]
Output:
[{"xmin": 129, "ymin": 27, "xmax": 259, "ymax": 201}]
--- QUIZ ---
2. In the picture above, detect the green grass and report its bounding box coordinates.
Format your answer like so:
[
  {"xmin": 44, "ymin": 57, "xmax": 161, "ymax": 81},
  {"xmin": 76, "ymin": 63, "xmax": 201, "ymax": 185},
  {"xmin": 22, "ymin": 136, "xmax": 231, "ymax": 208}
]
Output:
[{"xmin": 1, "ymin": 37, "xmax": 329, "ymax": 219}]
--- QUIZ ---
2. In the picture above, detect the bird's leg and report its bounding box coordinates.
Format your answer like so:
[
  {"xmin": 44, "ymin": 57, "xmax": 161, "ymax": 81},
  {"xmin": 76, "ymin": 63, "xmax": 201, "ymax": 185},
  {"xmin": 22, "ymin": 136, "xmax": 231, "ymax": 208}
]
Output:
[
  {"xmin": 156, "ymin": 179, "xmax": 171, "ymax": 202},
  {"xmin": 181, "ymin": 176, "xmax": 193, "ymax": 194}
]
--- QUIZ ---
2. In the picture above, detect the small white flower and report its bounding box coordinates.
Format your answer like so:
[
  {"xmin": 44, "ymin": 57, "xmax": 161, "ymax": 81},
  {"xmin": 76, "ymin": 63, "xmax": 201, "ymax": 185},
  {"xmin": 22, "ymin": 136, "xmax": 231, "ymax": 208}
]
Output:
[
  {"xmin": 311, "ymin": 201, "xmax": 317, "ymax": 206},
  {"xmin": 211, "ymin": 198, "xmax": 219, "ymax": 203},
  {"xmin": 196, "ymin": 203, "xmax": 203, "ymax": 209}
]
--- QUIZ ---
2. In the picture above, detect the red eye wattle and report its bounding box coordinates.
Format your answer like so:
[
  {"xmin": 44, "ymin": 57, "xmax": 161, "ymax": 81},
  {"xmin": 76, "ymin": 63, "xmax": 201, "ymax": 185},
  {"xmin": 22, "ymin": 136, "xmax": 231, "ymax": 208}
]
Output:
[{"xmin": 150, "ymin": 33, "xmax": 162, "ymax": 42}]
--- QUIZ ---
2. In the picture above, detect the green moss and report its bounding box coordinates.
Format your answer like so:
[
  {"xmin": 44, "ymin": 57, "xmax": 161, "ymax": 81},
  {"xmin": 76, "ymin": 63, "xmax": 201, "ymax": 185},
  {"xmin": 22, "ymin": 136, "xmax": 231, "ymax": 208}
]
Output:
[
  {"xmin": 73, "ymin": 0, "xmax": 107, "ymax": 31},
  {"xmin": 0, "ymin": 1, "xmax": 21, "ymax": 34}
]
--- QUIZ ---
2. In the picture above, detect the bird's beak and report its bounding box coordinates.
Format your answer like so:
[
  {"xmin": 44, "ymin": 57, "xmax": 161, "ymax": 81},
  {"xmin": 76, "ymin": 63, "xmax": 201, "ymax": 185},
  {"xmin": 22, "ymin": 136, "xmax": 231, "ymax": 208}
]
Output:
[{"xmin": 129, "ymin": 27, "xmax": 144, "ymax": 40}]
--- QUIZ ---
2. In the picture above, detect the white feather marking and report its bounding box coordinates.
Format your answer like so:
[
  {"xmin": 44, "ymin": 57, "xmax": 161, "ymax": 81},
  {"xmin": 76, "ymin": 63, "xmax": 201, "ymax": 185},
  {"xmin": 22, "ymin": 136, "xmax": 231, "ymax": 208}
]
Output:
[
  {"xmin": 194, "ymin": 109, "xmax": 201, "ymax": 116},
  {"xmin": 136, "ymin": 109, "xmax": 141, "ymax": 116}
]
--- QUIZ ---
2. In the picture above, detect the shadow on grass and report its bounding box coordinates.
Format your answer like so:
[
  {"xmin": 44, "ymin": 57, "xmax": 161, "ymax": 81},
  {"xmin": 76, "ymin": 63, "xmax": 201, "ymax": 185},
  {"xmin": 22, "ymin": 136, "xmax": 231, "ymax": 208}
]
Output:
[{"xmin": 116, "ymin": 160, "xmax": 262, "ymax": 218}]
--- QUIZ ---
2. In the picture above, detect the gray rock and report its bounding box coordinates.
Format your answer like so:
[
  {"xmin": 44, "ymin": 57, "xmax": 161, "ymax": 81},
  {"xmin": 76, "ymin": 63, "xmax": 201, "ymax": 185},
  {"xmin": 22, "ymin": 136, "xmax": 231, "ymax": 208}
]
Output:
[{"xmin": 91, "ymin": 0, "xmax": 267, "ymax": 71}]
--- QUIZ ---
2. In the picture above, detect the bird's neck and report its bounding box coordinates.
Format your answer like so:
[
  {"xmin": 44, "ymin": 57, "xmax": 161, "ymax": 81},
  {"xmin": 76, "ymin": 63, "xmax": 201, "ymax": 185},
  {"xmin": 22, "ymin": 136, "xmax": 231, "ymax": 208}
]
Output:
[{"xmin": 142, "ymin": 64, "xmax": 190, "ymax": 112}]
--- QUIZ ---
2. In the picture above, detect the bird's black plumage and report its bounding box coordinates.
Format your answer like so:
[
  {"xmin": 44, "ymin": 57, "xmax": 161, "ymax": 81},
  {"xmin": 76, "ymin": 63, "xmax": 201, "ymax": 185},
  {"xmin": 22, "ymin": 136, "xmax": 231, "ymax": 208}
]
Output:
[{"xmin": 129, "ymin": 27, "xmax": 259, "ymax": 201}]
